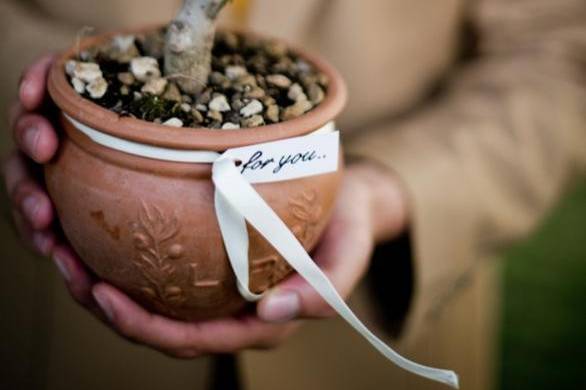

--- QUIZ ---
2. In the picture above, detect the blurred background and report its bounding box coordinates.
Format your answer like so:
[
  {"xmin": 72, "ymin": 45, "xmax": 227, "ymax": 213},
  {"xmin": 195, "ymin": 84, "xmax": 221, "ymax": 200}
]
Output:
[
  {"xmin": 2, "ymin": 178, "xmax": 584, "ymax": 389},
  {"xmin": 1, "ymin": 1, "xmax": 585, "ymax": 389},
  {"xmin": 499, "ymin": 182, "xmax": 586, "ymax": 390}
]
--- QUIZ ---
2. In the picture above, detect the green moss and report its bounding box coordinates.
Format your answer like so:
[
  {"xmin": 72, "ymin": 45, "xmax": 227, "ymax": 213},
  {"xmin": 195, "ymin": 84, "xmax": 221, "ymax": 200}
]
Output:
[{"xmin": 129, "ymin": 95, "xmax": 182, "ymax": 122}]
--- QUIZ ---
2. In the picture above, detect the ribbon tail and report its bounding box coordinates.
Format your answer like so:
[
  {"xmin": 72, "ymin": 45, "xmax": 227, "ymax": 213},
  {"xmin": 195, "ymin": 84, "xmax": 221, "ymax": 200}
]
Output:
[
  {"xmin": 215, "ymin": 189, "xmax": 264, "ymax": 302},
  {"xmin": 212, "ymin": 157, "xmax": 459, "ymax": 389}
]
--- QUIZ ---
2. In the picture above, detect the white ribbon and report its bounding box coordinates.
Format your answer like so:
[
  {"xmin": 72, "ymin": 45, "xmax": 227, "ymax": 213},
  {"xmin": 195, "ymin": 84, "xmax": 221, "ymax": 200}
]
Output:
[{"xmin": 66, "ymin": 115, "xmax": 459, "ymax": 388}]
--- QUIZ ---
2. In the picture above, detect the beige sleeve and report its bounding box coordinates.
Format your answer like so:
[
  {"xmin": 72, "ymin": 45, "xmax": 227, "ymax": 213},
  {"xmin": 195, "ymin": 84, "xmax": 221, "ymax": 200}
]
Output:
[{"xmin": 346, "ymin": 0, "xmax": 586, "ymax": 343}]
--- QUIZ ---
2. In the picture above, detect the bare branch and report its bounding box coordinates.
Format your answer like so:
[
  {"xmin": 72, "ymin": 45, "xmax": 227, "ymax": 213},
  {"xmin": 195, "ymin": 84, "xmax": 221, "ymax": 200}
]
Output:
[{"xmin": 163, "ymin": 0, "xmax": 230, "ymax": 94}]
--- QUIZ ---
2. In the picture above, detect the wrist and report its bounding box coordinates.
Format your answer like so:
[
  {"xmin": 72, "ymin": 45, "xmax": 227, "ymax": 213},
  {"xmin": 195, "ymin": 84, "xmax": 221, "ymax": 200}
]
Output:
[{"xmin": 347, "ymin": 160, "xmax": 409, "ymax": 243}]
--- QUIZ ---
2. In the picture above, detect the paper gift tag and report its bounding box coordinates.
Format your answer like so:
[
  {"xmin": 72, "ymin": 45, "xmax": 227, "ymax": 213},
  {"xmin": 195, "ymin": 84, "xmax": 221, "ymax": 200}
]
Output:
[{"xmin": 222, "ymin": 130, "xmax": 340, "ymax": 184}]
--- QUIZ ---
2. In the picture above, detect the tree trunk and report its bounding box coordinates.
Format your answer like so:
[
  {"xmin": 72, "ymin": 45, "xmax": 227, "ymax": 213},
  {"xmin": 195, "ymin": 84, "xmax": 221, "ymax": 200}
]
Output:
[{"xmin": 164, "ymin": 0, "xmax": 229, "ymax": 94}]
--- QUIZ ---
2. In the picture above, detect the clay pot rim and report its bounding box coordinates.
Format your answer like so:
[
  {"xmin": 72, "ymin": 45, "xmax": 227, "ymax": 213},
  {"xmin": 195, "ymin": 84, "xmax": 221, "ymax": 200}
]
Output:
[{"xmin": 48, "ymin": 25, "xmax": 348, "ymax": 152}]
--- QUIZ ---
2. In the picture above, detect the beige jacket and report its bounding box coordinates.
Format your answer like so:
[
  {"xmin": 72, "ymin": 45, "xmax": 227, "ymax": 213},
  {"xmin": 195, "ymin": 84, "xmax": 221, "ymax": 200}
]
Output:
[{"xmin": 1, "ymin": 1, "xmax": 585, "ymax": 389}]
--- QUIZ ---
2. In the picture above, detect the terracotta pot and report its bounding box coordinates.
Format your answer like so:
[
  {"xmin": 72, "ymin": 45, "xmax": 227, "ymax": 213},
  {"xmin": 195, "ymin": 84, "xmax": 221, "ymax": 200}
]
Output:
[{"xmin": 46, "ymin": 27, "xmax": 347, "ymax": 321}]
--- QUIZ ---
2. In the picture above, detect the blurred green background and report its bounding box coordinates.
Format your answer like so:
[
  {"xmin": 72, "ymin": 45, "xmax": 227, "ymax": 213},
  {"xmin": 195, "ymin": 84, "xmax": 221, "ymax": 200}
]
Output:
[{"xmin": 499, "ymin": 180, "xmax": 586, "ymax": 390}]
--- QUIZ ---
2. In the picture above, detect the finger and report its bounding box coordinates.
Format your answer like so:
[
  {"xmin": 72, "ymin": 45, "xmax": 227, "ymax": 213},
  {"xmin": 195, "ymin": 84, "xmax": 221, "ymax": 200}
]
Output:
[
  {"xmin": 31, "ymin": 229, "xmax": 57, "ymax": 256},
  {"xmin": 51, "ymin": 245, "xmax": 109, "ymax": 323},
  {"xmin": 52, "ymin": 245, "xmax": 95, "ymax": 305},
  {"xmin": 92, "ymin": 283, "xmax": 298, "ymax": 356},
  {"xmin": 10, "ymin": 209, "xmax": 56, "ymax": 256},
  {"xmin": 13, "ymin": 114, "xmax": 59, "ymax": 163},
  {"xmin": 3, "ymin": 150, "xmax": 28, "ymax": 193},
  {"xmin": 3, "ymin": 152, "xmax": 54, "ymax": 230},
  {"xmin": 19, "ymin": 54, "xmax": 57, "ymax": 112},
  {"xmin": 258, "ymin": 213, "xmax": 374, "ymax": 322}
]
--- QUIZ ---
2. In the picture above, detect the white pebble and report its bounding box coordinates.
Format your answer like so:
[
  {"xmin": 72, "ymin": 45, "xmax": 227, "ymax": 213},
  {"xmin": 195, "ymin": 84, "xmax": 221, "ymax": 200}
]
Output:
[
  {"xmin": 86, "ymin": 77, "xmax": 108, "ymax": 99},
  {"xmin": 225, "ymin": 65, "xmax": 248, "ymax": 81},
  {"xmin": 65, "ymin": 60, "xmax": 78, "ymax": 77},
  {"xmin": 131, "ymin": 57, "xmax": 161, "ymax": 82},
  {"xmin": 266, "ymin": 74, "xmax": 292, "ymax": 89},
  {"xmin": 73, "ymin": 62, "xmax": 103, "ymax": 83},
  {"xmin": 112, "ymin": 35, "xmax": 135, "ymax": 52},
  {"xmin": 141, "ymin": 78, "xmax": 168, "ymax": 95},
  {"xmin": 222, "ymin": 122, "xmax": 241, "ymax": 130},
  {"xmin": 71, "ymin": 77, "xmax": 86, "ymax": 94},
  {"xmin": 163, "ymin": 118, "xmax": 183, "ymax": 127},
  {"xmin": 209, "ymin": 94, "xmax": 231, "ymax": 112},
  {"xmin": 180, "ymin": 103, "xmax": 192, "ymax": 113},
  {"xmin": 282, "ymin": 99, "xmax": 313, "ymax": 120},
  {"xmin": 295, "ymin": 60, "xmax": 312, "ymax": 73},
  {"xmin": 288, "ymin": 83, "xmax": 307, "ymax": 102},
  {"xmin": 240, "ymin": 99, "xmax": 263, "ymax": 117},
  {"xmin": 241, "ymin": 114, "xmax": 265, "ymax": 128}
]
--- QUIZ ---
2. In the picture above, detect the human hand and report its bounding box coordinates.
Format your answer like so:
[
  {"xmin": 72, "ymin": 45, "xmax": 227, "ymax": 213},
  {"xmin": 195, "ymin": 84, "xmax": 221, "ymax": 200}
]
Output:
[
  {"xmin": 257, "ymin": 160, "xmax": 409, "ymax": 322},
  {"xmin": 3, "ymin": 54, "xmax": 408, "ymax": 357},
  {"xmin": 2, "ymin": 54, "xmax": 300, "ymax": 356},
  {"xmin": 4, "ymin": 54, "xmax": 105, "ymax": 316},
  {"xmin": 5, "ymin": 54, "xmax": 59, "ymax": 257}
]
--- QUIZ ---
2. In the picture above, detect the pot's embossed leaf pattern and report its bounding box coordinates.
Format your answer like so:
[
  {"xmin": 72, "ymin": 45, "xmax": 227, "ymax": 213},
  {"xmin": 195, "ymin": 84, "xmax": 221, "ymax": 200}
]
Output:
[
  {"xmin": 130, "ymin": 201, "xmax": 188, "ymax": 312},
  {"xmin": 290, "ymin": 189, "xmax": 323, "ymax": 247}
]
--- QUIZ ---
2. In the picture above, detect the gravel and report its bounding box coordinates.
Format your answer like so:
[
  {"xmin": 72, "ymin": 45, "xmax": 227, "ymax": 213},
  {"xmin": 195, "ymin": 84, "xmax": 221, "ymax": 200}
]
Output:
[
  {"xmin": 66, "ymin": 30, "xmax": 329, "ymax": 129},
  {"xmin": 240, "ymin": 99, "xmax": 263, "ymax": 117},
  {"xmin": 130, "ymin": 57, "xmax": 161, "ymax": 82},
  {"xmin": 163, "ymin": 117, "xmax": 183, "ymax": 127}
]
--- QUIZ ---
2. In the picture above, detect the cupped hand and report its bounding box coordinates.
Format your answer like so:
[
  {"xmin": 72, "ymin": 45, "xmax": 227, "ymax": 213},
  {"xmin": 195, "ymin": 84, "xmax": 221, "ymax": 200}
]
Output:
[
  {"xmin": 4, "ymin": 54, "xmax": 103, "ymax": 315},
  {"xmin": 3, "ymin": 54, "xmax": 408, "ymax": 358},
  {"xmin": 257, "ymin": 161, "xmax": 408, "ymax": 322},
  {"xmin": 5, "ymin": 54, "xmax": 59, "ymax": 256}
]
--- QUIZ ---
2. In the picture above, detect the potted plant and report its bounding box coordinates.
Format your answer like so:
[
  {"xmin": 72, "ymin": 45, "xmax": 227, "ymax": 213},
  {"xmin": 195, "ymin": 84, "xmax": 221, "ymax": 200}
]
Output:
[
  {"xmin": 44, "ymin": 2, "xmax": 461, "ymax": 387},
  {"xmin": 46, "ymin": 0, "xmax": 346, "ymax": 320}
]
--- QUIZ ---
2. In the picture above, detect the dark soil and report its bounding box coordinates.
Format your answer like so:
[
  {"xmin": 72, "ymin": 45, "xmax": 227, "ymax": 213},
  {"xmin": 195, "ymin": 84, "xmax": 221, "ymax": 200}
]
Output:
[{"xmin": 67, "ymin": 28, "xmax": 329, "ymax": 129}]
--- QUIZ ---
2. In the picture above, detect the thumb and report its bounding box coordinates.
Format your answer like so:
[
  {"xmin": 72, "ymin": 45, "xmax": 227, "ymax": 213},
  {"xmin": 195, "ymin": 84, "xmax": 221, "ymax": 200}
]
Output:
[{"xmin": 257, "ymin": 218, "xmax": 373, "ymax": 323}]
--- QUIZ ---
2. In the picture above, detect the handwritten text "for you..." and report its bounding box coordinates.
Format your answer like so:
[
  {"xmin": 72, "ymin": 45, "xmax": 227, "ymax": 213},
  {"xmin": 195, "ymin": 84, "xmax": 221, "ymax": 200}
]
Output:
[{"xmin": 240, "ymin": 150, "xmax": 326, "ymax": 175}]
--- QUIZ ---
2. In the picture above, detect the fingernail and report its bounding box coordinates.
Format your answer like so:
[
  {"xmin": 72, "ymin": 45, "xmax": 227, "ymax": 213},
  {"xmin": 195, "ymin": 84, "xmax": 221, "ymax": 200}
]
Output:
[
  {"xmin": 22, "ymin": 195, "xmax": 40, "ymax": 223},
  {"xmin": 93, "ymin": 289, "xmax": 114, "ymax": 322},
  {"xmin": 20, "ymin": 79, "xmax": 33, "ymax": 101},
  {"xmin": 261, "ymin": 290, "xmax": 300, "ymax": 323},
  {"xmin": 23, "ymin": 126, "xmax": 40, "ymax": 157},
  {"xmin": 32, "ymin": 232, "xmax": 50, "ymax": 256},
  {"xmin": 52, "ymin": 252, "xmax": 71, "ymax": 282}
]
